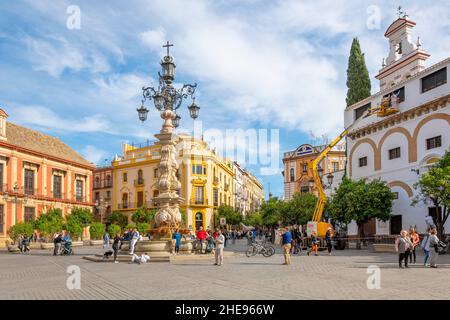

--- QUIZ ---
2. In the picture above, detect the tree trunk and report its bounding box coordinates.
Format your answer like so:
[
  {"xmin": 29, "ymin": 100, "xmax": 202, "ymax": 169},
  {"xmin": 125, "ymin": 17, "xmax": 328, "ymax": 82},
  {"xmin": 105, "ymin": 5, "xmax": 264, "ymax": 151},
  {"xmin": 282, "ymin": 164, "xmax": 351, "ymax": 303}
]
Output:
[{"xmin": 356, "ymin": 222, "xmax": 363, "ymax": 250}]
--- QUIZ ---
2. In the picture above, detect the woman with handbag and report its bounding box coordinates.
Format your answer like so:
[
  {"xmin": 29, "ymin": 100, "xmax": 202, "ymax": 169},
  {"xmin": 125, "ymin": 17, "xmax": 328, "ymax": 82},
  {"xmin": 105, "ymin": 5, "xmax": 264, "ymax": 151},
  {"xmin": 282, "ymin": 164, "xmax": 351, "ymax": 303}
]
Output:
[
  {"xmin": 429, "ymin": 228, "xmax": 440, "ymax": 268},
  {"xmin": 409, "ymin": 228, "xmax": 420, "ymax": 264}
]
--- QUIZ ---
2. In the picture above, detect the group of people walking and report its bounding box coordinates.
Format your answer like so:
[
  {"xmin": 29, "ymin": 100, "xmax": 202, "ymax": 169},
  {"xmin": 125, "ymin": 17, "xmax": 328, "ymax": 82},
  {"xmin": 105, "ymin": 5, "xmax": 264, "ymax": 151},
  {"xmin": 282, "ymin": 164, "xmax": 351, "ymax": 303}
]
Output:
[
  {"xmin": 396, "ymin": 227, "xmax": 441, "ymax": 268},
  {"xmin": 281, "ymin": 226, "xmax": 335, "ymax": 265}
]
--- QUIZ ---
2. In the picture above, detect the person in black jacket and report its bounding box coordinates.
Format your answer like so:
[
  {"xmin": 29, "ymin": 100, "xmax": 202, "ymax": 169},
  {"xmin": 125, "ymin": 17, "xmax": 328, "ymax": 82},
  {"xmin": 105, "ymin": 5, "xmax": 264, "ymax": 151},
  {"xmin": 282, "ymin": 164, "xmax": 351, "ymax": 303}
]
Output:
[
  {"xmin": 112, "ymin": 233, "xmax": 122, "ymax": 263},
  {"xmin": 325, "ymin": 228, "xmax": 333, "ymax": 256}
]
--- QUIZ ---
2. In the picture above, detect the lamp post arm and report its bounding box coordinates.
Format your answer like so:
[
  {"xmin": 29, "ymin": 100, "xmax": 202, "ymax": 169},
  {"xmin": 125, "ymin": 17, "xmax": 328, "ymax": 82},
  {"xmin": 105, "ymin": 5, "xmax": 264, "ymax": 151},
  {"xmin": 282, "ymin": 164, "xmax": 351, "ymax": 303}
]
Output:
[{"xmin": 174, "ymin": 83, "xmax": 197, "ymax": 110}]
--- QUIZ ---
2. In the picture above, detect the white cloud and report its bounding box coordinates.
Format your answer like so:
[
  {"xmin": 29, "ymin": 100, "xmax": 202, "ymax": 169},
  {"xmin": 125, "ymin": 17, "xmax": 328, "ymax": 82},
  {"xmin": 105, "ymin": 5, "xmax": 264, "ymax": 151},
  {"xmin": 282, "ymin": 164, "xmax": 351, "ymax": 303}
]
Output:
[
  {"xmin": 11, "ymin": 105, "xmax": 112, "ymax": 133},
  {"xmin": 140, "ymin": 27, "xmax": 167, "ymax": 53},
  {"xmin": 24, "ymin": 35, "xmax": 110, "ymax": 77},
  {"xmin": 80, "ymin": 145, "xmax": 108, "ymax": 165}
]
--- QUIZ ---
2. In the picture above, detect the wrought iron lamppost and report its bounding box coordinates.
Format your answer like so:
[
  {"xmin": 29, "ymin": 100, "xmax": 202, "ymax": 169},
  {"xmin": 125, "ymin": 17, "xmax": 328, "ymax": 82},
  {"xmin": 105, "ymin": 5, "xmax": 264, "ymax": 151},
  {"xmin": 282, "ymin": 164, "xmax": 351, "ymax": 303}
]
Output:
[
  {"xmin": 2, "ymin": 183, "xmax": 27, "ymax": 226},
  {"xmin": 137, "ymin": 41, "xmax": 200, "ymax": 230}
]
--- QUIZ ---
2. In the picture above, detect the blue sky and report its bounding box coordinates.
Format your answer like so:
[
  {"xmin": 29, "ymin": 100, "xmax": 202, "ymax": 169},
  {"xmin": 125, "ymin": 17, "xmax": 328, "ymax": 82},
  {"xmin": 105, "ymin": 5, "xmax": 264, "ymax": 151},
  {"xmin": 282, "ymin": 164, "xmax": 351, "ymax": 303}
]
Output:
[{"xmin": 1, "ymin": 0, "xmax": 450, "ymax": 199}]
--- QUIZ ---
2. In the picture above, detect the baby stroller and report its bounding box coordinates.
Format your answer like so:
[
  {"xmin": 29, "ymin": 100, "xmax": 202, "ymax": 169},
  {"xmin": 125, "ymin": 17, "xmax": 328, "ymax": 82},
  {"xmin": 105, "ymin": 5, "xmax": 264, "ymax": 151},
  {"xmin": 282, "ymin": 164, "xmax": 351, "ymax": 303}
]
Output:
[
  {"xmin": 60, "ymin": 240, "xmax": 74, "ymax": 256},
  {"xmin": 205, "ymin": 236, "xmax": 215, "ymax": 254}
]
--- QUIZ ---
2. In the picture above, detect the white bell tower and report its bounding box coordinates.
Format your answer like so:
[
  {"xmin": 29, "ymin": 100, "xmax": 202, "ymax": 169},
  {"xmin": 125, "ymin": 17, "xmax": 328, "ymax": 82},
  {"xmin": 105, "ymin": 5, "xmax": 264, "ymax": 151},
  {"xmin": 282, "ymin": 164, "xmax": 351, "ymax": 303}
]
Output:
[{"xmin": 376, "ymin": 9, "xmax": 430, "ymax": 91}]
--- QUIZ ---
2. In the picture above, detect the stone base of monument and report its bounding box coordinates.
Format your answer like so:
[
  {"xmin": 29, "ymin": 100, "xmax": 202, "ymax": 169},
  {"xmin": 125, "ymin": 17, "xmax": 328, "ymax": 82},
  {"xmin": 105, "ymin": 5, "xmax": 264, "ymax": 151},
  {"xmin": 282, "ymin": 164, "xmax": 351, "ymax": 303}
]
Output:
[{"xmin": 82, "ymin": 239, "xmax": 238, "ymax": 263}]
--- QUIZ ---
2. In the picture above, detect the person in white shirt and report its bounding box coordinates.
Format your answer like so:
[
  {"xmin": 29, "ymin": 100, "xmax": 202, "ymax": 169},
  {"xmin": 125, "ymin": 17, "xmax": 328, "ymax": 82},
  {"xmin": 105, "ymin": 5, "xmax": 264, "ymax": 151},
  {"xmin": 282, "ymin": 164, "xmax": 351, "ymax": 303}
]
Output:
[
  {"xmin": 214, "ymin": 230, "xmax": 225, "ymax": 266},
  {"xmin": 130, "ymin": 252, "xmax": 150, "ymax": 264},
  {"xmin": 129, "ymin": 228, "xmax": 140, "ymax": 255}
]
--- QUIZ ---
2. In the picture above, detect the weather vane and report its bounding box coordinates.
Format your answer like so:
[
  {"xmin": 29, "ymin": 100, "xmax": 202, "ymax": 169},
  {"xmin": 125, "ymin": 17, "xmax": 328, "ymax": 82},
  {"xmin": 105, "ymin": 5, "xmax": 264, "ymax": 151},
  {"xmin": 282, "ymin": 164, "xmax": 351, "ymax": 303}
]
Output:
[{"xmin": 397, "ymin": 6, "xmax": 407, "ymax": 18}]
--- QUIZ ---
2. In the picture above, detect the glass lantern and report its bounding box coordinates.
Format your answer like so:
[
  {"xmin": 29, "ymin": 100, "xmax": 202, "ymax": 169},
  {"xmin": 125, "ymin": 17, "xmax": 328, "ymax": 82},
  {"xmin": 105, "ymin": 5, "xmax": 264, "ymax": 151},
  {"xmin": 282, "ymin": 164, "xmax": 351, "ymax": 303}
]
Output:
[
  {"xmin": 327, "ymin": 173, "xmax": 334, "ymax": 186},
  {"xmin": 137, "ymin": 104, "xmax": 149, "ymax": 122},
  {"xmin": 188, "ymin": 99, "xmax": 200, "ymax": 119},
  {"xmin": 153, "ymin": 93, "xmax": 165, "ymax": 111},
  {"xmin": 161, "ymin": 56, "xmax": 175, "ymax": 83},
  {"xmin": 172, "ymin": 114, "xmax": 181, "ymax": 128}
]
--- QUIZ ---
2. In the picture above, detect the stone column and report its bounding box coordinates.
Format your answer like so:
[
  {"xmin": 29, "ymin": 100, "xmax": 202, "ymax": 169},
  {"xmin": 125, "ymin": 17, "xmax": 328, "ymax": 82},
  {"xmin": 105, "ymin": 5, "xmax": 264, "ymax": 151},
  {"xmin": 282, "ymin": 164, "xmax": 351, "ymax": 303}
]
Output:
[{"xmin": 153, "ymin": 110, "xmax": 183, "ymax": 229}]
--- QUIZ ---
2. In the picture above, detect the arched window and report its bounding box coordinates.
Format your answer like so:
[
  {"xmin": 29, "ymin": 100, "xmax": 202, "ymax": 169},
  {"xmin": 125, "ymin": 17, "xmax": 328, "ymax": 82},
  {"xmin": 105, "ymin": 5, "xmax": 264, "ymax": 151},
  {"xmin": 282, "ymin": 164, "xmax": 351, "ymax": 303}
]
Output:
[{"xmin": 195, "ymin": 212, "xmax": 203, "ymax": 231}]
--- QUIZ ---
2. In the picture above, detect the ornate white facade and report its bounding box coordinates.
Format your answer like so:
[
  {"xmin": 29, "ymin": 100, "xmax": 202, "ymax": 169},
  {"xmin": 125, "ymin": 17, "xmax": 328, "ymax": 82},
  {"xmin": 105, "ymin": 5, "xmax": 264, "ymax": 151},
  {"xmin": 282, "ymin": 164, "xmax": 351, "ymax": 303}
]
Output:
[{"xmin": 345, "ymin": 16, "xmax": 450, "ymax": 235}]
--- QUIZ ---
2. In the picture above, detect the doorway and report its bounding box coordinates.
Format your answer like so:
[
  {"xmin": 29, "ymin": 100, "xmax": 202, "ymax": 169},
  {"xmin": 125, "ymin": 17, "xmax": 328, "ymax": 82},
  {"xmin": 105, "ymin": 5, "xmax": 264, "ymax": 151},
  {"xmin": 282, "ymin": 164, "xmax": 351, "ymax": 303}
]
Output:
[{"xmin": 390, "ymin": 215, "xmax": 402, "ymax": 235}]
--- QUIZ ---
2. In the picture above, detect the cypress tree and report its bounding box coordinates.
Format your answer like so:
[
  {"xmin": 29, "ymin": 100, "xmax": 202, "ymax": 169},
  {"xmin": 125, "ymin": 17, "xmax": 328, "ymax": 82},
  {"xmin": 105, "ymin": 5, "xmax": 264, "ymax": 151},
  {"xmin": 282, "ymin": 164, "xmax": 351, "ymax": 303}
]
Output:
[{"xmin": 346, "ymin": 38, "xmax": 371, "ymax": 107}]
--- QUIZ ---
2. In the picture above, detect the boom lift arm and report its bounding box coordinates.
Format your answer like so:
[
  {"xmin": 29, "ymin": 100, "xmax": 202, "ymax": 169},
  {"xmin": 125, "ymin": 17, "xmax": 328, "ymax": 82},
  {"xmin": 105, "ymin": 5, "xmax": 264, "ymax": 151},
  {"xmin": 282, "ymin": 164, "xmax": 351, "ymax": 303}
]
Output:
[{"xmin": 308, "ymin": 108, "xmax": 377, "ymax": 237}]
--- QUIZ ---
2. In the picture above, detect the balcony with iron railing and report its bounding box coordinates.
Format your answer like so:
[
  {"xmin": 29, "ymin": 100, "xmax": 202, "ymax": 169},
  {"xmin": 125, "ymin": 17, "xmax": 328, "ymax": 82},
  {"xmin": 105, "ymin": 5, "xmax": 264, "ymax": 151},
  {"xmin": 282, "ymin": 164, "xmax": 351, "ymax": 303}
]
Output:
[
  {"xmin": 0, "ymin": 184, "xmax": 91, "ymax": 204},
  {"xmin": 117, "ymin": 201, "xmax": 156, "ymax": 210},
  {"xmin": 134, "ymin": 178, "xmax": 145, "ymax": 186}
]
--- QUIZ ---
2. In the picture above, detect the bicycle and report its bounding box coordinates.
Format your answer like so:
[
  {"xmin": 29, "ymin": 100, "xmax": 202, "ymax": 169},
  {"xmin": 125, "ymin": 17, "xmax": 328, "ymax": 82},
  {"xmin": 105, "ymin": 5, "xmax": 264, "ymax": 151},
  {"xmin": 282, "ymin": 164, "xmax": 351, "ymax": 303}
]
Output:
[{"xmin": 245, "ymin": 240, "xmax": 275, "ymax": 257}]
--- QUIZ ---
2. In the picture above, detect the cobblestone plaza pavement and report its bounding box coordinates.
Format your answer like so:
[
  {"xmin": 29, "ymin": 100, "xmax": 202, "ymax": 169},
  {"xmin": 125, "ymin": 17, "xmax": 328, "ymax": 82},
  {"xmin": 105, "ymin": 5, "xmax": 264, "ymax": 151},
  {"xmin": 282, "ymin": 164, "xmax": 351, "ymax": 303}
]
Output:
[{"xmin": 1, "ymin": 240, "xmax": 449, "ymax": 300}]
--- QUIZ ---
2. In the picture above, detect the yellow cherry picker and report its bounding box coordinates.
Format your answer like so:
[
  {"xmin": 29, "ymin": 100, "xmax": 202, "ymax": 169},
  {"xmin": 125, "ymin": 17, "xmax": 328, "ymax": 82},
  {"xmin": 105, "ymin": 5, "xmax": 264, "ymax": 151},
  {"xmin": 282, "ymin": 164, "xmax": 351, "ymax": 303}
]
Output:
[{"xmin": 307, "ymin": 92, "xmax": 400, "ymax": 239}]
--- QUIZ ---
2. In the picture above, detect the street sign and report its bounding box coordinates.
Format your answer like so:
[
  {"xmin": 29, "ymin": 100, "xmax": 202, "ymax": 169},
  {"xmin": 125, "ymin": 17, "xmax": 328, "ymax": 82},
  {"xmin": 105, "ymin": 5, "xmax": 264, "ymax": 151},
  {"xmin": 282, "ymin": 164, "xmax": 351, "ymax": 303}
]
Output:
[{"xmin": 219, "ymin": 217, "xmax": 226, "ymax": 226}]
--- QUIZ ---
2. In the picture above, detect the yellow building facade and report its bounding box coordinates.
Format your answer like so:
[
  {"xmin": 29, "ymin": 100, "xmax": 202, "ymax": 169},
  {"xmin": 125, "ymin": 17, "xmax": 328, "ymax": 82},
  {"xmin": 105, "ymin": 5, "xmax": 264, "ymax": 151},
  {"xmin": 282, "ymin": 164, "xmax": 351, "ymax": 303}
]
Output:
[{"xmin": 112, "ymin": 134, "xmax": 235, "ymax": 232}]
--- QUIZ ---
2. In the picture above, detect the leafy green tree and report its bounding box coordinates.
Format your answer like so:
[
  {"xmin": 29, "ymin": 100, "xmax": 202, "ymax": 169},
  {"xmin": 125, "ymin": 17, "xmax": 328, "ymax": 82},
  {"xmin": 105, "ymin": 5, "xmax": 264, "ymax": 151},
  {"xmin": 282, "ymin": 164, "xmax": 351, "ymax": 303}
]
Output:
[
  {"xmin": 125, "ymin": 223, "xmax": 137, "ymax": 230},
  {"xmin": 329, "ymin": 177, "xmax": 394, "ymax": 248},
  {"xmin": 64, "ymin": 214, "xmax": 83, "ymax": 239},
  {"xmin": 131, "ymin": 207, "xmax": 156, "ymax": 224},
  {"xmin": 108, "ymin": 211, "xmax": 128, "ymax": 230},
  {"xmin": 34, "ymin": 208, "xmax": 64, "ymax": 241},
  {"xmin": 71, "ymin": 207, "xmax": 93, "ymax": 228},
  {"xmin": 136, "ymin": 223, "xmax": 150, "ymax": 235},
  {"xmin": 413, "ymin": 151, "xmax": 450, "ymax": 239},
  {"xmin": 217, "ymin": 205, "xmax": 242, "ymax": 226},
  {"xmin": 259, "ymin": 197, "xmax": 282, "ymax": 227},
  {"xmin": 243, "ymin": 212, "xmax": 262, "ymax": 227},
  {"xmin": 346, "ymin": 38, "xmax": 371, "ymax": 107},
  {"xmin": 8, "ymin": 222, "xmax": 34, "ymax": 241},
  {"xmin": 283, "ymin": 192, "xmax": 317, "ymax": 225},
  {"xmin": 89, "ymin": 222, "xmax": 105, "ymax": 240},
  {"xmin": 107, "ymin": 224, "xmax": 121, "ymax": 237}
]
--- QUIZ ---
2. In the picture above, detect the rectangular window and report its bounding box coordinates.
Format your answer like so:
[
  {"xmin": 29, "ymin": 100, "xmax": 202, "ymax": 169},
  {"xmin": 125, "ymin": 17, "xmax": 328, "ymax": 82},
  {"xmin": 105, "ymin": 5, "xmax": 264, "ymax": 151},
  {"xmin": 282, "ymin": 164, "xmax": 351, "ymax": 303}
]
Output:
[
  {"xmin": 122, "ymin": 194, "xmax": 128, "ymax": 209},
  {"xmin": 359, "ymin": 157, "xmax": 367, "ymax": 167},
  {"xmin": 154, "ymin": 168, "xmax": 158, "ymax": 178},
  {"xmin": 123, "ymin": 173, "xmax": 127, "ymax": 182},
  {"xmin": 332, "ymin": 162, "xmax": 339, "ymax": 172},
  {"xmin": 354, "ymin": 102, "xmax": 371, "ymax": 120},
  {"xmin": 392, "ymin": 192, "xmax": 399, "ymax": 200},
  {"xmin": 53, "ymin": 175, "xmax": 62, "ymax": 199},
  {"xmin": 195, "ymin": 186, "xmax": 204, "ymax": 205},
  {"xmin": 213, "ymin": 189, "xmax": 219, "ymax": 206},
  {"xmin": 24, "ymin": 169, "xmax": 34, "ymax": 195},
  {"xmin": 384, "ymin": 86, "xmax": 405, "ymax": 103},
  {"xmin": 426, "ymin": 136, "xmax": 442, "ymax": 150},
  {"xmin": 137, "ymin": 191, "xmax": 144, "ymax": 208},
  {"xmin": 388, "ymin": 147, "xmax": 401, "ymax": 160},
  {"xmin": 76, "ymin": 180, "xmax": 84, "ymax": 202},
  {"xmin": 24, "ymin": 207, "xmax": 35, "ymax": 223},
  {"xmin": 0, "ymin": 204, "xmax": 4, "ymax": 234},
  {"xmin": 421, "ymin": 67, "xmax": 447, "ymax": 93},
  {"xmin": 290, "ymin": 168, "xmax": 295, "ymax": 182},
  {"xmin": 302, "ymin": 163, "xmax": 308, "ymax": 173},
  {"xmin": 300, "ymin": 186, "xmax": 309, "ymax": 194},
  {"xmin": 106, "ymin": 191, "xmax": 111, "ymax": 199},
  {"xmin": 0, "ymin": 163, "xmax": 3, "ymax": 192}
]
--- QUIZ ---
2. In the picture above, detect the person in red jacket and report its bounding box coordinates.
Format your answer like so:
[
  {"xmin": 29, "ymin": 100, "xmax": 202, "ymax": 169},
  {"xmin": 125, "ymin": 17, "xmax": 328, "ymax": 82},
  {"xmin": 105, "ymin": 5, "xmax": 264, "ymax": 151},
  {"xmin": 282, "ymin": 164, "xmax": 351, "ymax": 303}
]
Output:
[{"xmin": 195, "ymin": 226, "xmax": 207, "ymax": 254}]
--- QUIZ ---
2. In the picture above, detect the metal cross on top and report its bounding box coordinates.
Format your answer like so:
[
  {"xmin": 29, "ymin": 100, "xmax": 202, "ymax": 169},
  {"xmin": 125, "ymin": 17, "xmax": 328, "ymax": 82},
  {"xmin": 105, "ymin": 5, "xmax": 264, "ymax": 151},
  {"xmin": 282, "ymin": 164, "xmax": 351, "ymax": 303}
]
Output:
[{"xmin": 163, "ymin": 41, "xmax": 174, "ymax": 57}]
